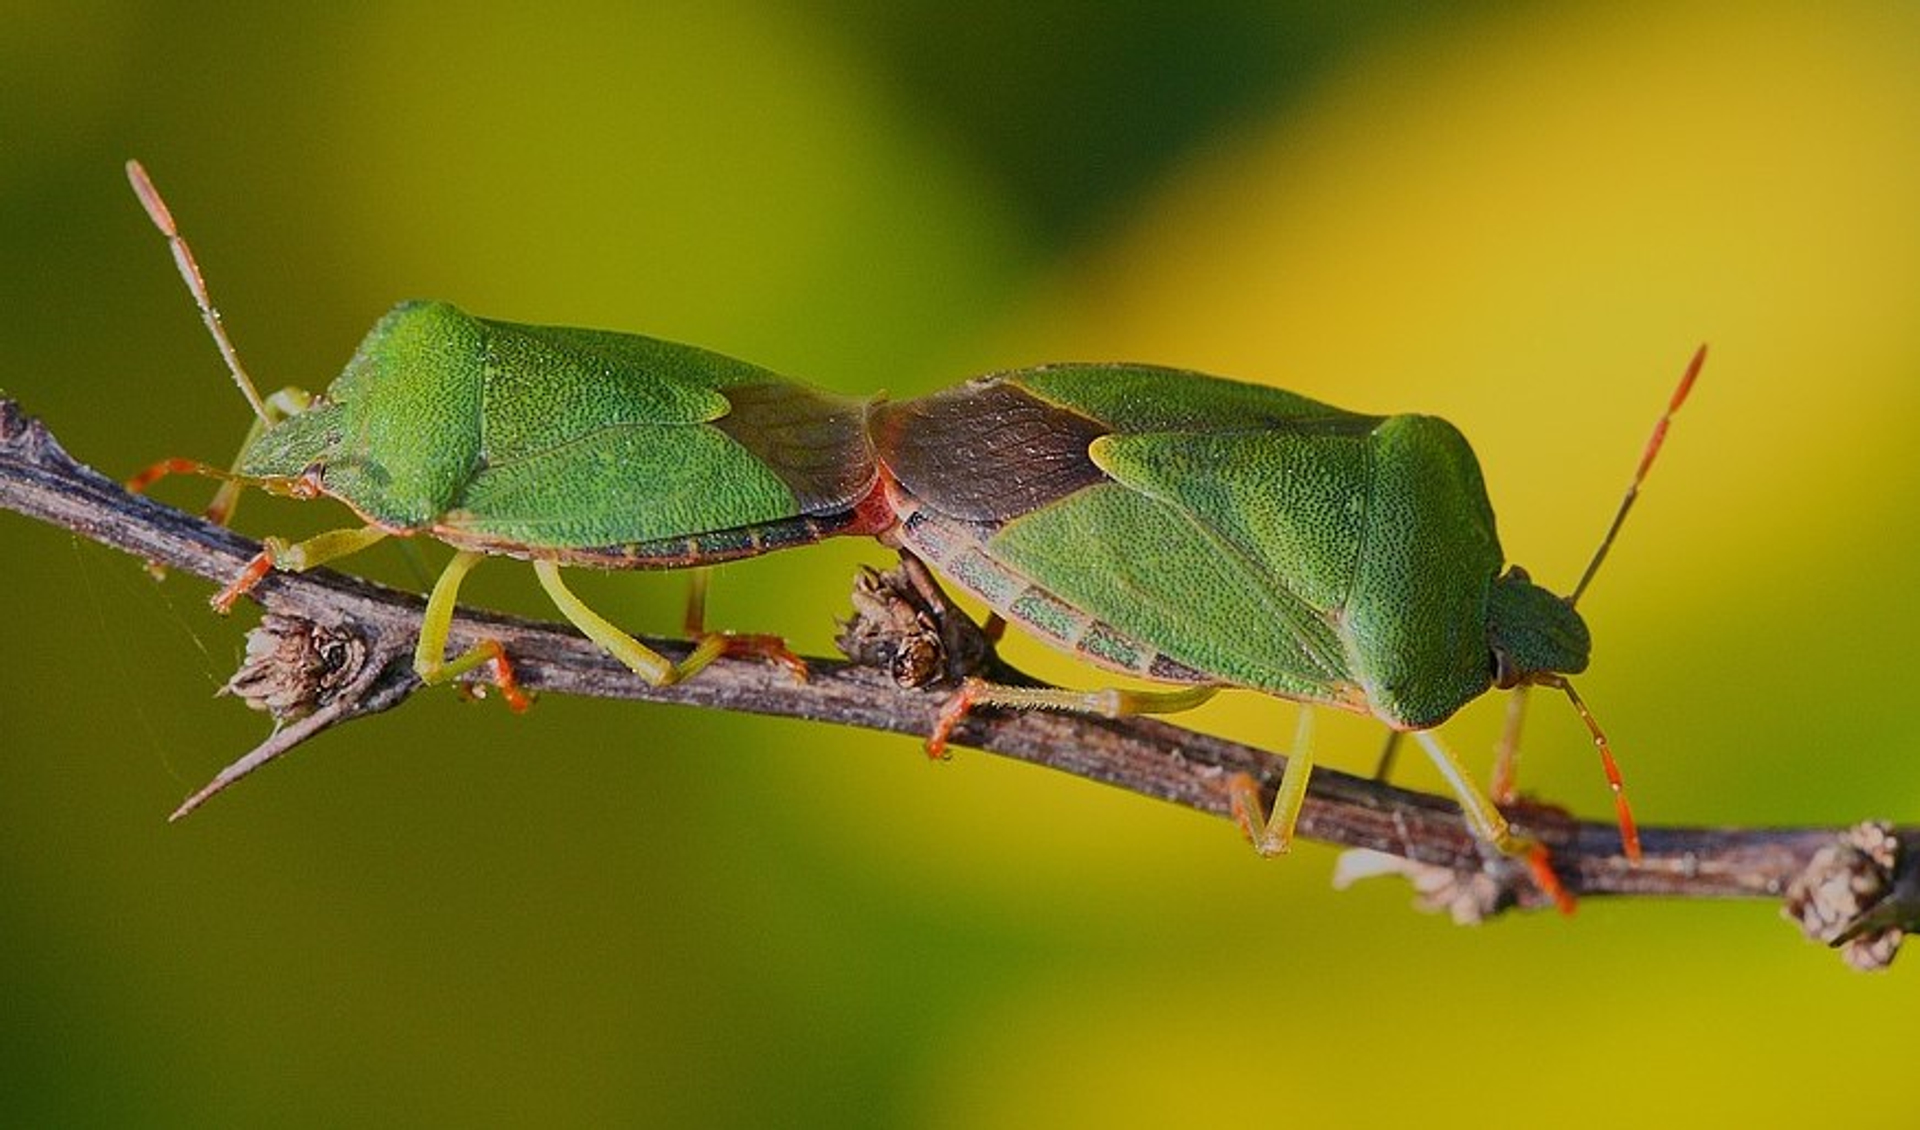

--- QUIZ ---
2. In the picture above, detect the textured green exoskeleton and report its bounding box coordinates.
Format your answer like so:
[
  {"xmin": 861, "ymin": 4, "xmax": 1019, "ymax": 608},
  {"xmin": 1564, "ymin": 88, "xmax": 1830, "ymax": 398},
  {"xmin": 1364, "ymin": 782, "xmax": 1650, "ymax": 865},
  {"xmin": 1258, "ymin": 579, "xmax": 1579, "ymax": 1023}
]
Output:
[
  {"xmin": 873, "ymin": 358, "xmax": 1696, "ymax": 861},
  {"xmin": 126, "ymin": 160, "xmax": 881, "ymax": 731},
  {"xmin": 238, "ymin": 298, "xmax": 880, "ymax": 569}
]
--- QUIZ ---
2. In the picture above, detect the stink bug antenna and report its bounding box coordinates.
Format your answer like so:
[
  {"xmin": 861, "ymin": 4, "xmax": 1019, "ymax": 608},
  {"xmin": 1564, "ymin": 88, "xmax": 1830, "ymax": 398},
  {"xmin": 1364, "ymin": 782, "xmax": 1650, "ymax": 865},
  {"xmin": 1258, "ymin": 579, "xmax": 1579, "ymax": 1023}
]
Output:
[
  {"xmin": 1535, "ymin": 673, "xmax": 1640, "ymax": 862},
  {"xmin": 125, "ymin": 159, "xmax": 273, "ymax": 427},
  {"xmin": 1500, "ymin": 347, "xmax": 1703, "ymax": 865},
  {"xmin": 1569, "ymin": 344, "xmax": 1705, "ymax": 607}
]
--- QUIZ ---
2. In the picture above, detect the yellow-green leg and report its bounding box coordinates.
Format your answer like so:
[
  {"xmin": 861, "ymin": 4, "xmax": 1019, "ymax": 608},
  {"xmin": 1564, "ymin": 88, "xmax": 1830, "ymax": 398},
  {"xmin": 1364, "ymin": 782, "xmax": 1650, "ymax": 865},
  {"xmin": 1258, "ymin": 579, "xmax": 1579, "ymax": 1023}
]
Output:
[
  {"xmin": 212, "ymin": 523, "xmax": 391, "ymax": 612},
  {"xmin": 415, "ymin": 549, "xmax": 529, "ymax": 711},
  {"xmin": 925, "ymin": 675, "xmax": 1220, "ymax": 759},
  {"xmin": 679, "ymin": 567, "xmax": 808, "ymax": 681},
  {"xmin": 1411, "ymin": 730, "xmax": 1520, "ymax": 854},
  {"xmin": 1229, "ymin": 722, "xmax": 1520, "ymax": 858},
  {"xmin": 1228, "ymin": 708, "xmax": 1318, "ymax": 856},
  {"xmin": 1411, "ymin": 728, "xmax": 1574, "ymax": 910},
  {"xmin": 535, "ymin": 559, "xmax": 772, "ymax": 687},
  {"xmin": 683, "ymin": 567, "xmax": 713, "ymax": 636},
  {"xmin": 263, "ymin": 525, "xmax": 392, "ymax": 572},
  {"xmin": 1490, "ymin": 684, "xmax": 1530, "ymax": 804}
]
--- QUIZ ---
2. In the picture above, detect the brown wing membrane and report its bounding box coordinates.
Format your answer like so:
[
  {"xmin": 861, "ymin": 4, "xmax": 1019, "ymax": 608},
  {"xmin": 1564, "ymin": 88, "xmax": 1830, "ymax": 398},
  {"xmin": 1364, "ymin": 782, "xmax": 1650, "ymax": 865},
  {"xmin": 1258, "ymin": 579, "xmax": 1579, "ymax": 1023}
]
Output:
[
  {"xmin": 870, "ymin": 378, "xmax": 1109, "ymax": 523},
  {"xmin": 711, "ymin": 381, "xmax": 879, "ymax": 516}
]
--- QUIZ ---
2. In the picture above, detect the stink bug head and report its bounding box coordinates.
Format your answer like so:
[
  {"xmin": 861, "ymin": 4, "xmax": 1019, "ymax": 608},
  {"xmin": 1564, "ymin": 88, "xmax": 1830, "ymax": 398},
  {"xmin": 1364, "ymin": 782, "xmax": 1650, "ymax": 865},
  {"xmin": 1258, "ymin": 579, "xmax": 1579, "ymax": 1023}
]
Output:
[
  {"xmin": 123, "ymin": 158, "xmax": 440, "ymax": 527},
  {"xmin": 1487, "ymin": 565, "xmax": 1590, "ymax": 689},
  {"xmin": 235, "ymin": 300, "xmax": 485, "ymax": 530},
  {"xmin": 234, "ymin": 400, "xmax": 343, "ymax": 480}
]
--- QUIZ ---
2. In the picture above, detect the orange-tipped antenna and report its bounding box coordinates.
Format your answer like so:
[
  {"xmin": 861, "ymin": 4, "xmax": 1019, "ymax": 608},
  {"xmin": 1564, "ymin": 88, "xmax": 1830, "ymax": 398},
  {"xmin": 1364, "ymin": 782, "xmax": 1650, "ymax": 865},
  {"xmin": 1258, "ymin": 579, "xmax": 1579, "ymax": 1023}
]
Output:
[
  {"xmin": 125, "ymin": 159, "xmax": 273, "ymax": 426},
  {"xmin": 1556, "ymin": 345, "xmax": 1703, "ymax": 860},
  {"xmin": 1570, "ymin": 344, "xmax": 1705, "ymax": 606},
  {"xmin": 1539, "ymin": 674, "xmax": 1641, "ymax": 861},
  {"xmin": 1499, "ymin": 347, "xmax": 1704, "ymax": 863}
]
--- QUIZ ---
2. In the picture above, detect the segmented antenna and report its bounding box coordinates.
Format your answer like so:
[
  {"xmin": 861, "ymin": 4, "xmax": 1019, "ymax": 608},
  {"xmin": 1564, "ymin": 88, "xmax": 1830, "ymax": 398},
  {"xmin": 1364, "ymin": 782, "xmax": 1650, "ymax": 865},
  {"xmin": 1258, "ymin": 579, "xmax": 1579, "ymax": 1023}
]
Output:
[
  {"xmin": 1540, "ymin": 674, "xmax": 1640, "ymax": 861},
  {"xmin": 1506, "ymin": 346, "xmax": 1705, "ymax": 865},
  {"xmin": 125, "ymin": 159, "xmax": 273, "ymax": 426},
  {"xmin": 1570, "ymin": 344, "xmax": 1705, "ymax": 607}
]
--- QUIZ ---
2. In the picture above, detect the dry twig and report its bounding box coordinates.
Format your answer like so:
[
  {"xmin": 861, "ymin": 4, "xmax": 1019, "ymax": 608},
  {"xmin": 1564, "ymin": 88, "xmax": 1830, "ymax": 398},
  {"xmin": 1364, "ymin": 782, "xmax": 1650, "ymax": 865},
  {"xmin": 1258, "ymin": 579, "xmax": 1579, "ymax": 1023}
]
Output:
[{"xmin": 2, "ymin": 396, "xmax": 1911, "ymax": 965}]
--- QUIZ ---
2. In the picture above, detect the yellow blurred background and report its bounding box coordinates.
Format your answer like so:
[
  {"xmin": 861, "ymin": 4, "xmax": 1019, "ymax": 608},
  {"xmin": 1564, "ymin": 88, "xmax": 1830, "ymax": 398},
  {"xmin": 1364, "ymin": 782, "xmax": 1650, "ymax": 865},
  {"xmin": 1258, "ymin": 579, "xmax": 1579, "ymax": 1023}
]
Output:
[{"xmin": 4, "ymin": 2, "xmax": 1917, "ymax": 1125}]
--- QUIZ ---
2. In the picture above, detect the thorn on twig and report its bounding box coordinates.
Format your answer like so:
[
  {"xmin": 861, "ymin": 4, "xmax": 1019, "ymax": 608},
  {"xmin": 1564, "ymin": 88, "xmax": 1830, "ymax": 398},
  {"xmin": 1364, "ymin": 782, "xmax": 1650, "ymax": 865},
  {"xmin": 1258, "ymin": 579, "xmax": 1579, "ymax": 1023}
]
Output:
[{"xmin": 171, "ymin": 615, "xmax": 414, "ymax": 822}]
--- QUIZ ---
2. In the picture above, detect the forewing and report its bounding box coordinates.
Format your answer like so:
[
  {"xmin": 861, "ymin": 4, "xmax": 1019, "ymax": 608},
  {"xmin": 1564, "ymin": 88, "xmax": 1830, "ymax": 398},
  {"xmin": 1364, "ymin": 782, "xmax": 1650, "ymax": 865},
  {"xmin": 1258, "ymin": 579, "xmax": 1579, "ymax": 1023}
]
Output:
[
  {"xmin": 443, "ymin": 318, "xmax": 875, "ymax": 548},
  {"xmin": 1014, "ymin": 362, "xmax": 1365, "ymax": 432},
  {"xmin": 477, "ymin": 319, "xmax": 738, "ymax": 460},
  {"xmin": 875, "ymin": 368, "xmax": 1365, "ymax": 698},
  {"xmin": 713, "ymin": 380, "xmax": 876, "ymax": 516},
  {"xmin": 869, "ymin": 377, "xmax": 1109, "ymax": 522},
  {"xmin": 443, "ymin": 423, "xmax": 800, "ymax": 548},
  {"xmin": 983, "ymin": 481, "xmax": 1358, "ymax": 699},
  {"xmin": 1089, "ymin": 429, "xmax": 1370, "ymax": 618}
]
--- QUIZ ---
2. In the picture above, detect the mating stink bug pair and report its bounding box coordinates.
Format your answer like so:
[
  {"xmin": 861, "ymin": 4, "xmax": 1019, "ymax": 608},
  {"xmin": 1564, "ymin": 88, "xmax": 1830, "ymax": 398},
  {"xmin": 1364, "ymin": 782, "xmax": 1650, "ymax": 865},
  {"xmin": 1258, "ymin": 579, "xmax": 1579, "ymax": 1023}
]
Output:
[{"xmin": 127, "ymin": 160, "xmax": 1693, "ymax": 865}]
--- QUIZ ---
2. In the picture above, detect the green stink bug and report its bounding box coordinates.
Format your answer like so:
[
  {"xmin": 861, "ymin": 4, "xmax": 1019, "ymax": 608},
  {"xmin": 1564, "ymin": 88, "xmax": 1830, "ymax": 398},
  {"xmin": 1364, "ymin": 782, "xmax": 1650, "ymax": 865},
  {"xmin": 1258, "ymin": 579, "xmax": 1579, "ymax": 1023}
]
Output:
[
  {"xmin": 125, "ymin": 160, "xmax": 885, "ymax": 712},
  {"xmin": 869, "ymin": 356, "xmax": 1697, "ymax": 861}
]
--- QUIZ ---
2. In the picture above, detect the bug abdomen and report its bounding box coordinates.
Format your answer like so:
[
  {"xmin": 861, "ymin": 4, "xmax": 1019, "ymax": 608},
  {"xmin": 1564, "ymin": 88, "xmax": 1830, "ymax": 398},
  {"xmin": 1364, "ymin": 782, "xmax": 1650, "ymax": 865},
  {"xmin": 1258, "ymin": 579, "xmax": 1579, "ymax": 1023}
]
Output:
[{"xmin": 440, "ymin": 479, "xmax": 895, "ymax": 569}]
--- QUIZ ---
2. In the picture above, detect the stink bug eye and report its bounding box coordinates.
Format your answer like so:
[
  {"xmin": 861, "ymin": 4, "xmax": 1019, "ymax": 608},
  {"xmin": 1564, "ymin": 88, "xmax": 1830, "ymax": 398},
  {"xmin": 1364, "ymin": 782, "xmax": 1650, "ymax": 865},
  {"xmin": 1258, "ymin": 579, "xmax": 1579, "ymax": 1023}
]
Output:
[{"xmin": 1492, "ymin": 650, "xmax": 1519, "ymax": 690}]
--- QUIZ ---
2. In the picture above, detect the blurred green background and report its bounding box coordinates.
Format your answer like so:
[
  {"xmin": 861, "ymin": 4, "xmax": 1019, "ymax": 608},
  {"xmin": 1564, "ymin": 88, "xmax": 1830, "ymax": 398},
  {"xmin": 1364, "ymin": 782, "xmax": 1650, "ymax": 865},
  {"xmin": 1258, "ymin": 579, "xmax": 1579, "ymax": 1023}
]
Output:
[{"xmin": 5, "ymin": 1, "xmax": 1918, "ymax": 1125}]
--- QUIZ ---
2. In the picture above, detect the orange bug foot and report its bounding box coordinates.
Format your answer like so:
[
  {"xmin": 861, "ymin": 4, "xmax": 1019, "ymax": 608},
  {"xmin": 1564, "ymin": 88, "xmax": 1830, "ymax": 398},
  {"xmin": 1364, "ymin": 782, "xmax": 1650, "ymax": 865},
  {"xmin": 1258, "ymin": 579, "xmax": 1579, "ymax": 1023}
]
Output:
[
  {"xmin": 211, "ymin": 549, "xmax": 275, "ymax": 613},
  {"xmin": 125, "ymin": 456, "xmax": 213, "ymax": 495},
  {"xmin": 710, "ymin": 633, "xmax": 809, "ymax": 683},
  {"xmin": 451, "ymin": 639, "xmax": 533, "ymax": 713},
  {"xmin": 487, "ymin": 646, "xmax": 532, "ymax": 714},
  {"xmin": 924, "ymin": 677, "xmax": 985, "ymax": 761},
  {"xmin": 1526, "ymin": 842, "xmax": 1578, "ymax": 916}
]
